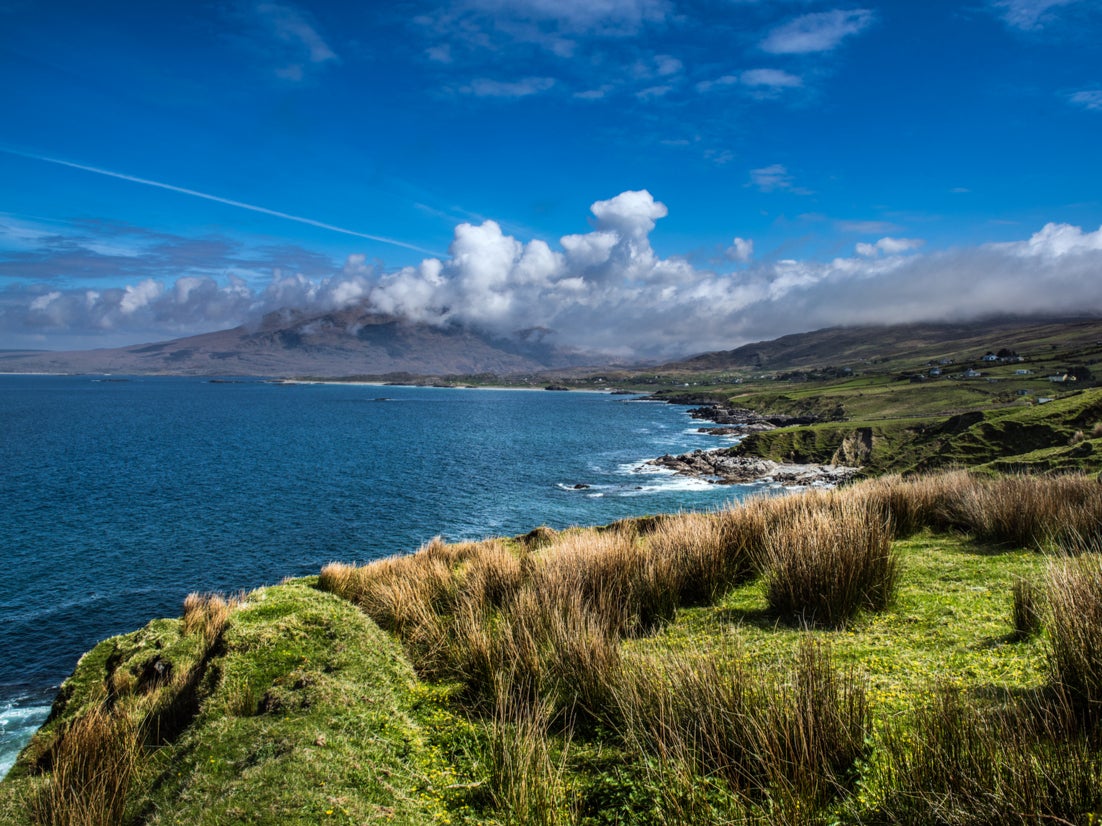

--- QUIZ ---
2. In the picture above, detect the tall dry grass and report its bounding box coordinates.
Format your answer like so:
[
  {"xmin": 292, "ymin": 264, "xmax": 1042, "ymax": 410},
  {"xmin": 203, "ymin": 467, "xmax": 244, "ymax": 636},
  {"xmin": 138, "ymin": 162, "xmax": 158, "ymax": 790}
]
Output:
[
  {"xmin": 762, "ymin": 497, "xmax": 898, "ymax": 628},
  {"xmin": 953, "ymin": 473, "xmax": 1102, "ymax": 547},
  {"xmin": 617, "ymin": 640, "xmax": 869, "ymax": 823},
  {"xmin": 1011, "ymin": 577, "xmax": 1043, "ymax": 640},
  {"xmin": 1045, "ymin": 549, "xmax": 1102, "ymax": 722},
  {"xmin": 486, "ymin": 689, "xmax": 574, "ymax": 826},
  {"xmin": 855, "ymin": 470, "xmax": 975, "ymax": 537},
  {"xmin": 645, "ymin": 508, "xmax": 760, "ymax": 606},
  {"xmin": 181, "ymin": 592, "xmax": 235, "ymax": 648},
  {"xmin": 875, "ymin": 684, "xmax": 1102, "ymax": 825},
  {"xmin": 30, "ymin": 704, "xmax": 141, "ymax": 826}
]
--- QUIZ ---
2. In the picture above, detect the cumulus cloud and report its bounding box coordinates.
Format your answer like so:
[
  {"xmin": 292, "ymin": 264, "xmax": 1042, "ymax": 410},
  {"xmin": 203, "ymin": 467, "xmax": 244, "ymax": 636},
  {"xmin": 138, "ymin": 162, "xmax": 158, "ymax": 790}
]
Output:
[
  {"xmin": 359, "ymin": 196, "xmax": 1102, "ymax": 359},
  {"xmin": 727, "ymin": 237, "xmax": 754, "ymax": 263},
  {"xmin": 761, "ymin": 9, "xmax": 874, "ymax": 54},
  {"xmin": 5, "ymin": 196, "xmax": 1102, "ymax": 360},
  {"xmin": 855, "ymin": 237, "xmax": 924, "ymax": 257}
]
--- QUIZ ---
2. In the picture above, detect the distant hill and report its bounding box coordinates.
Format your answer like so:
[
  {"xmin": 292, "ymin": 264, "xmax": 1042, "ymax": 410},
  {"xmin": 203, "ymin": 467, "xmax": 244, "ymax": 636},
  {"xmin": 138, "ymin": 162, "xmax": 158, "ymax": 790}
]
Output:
[
  {"xmin": 0, "ymin": 306, "xmax": 593, "ymax": 377},
  {"xmin": 664, "ymin": 317, "xmax": 1102, "ymax": 374}
]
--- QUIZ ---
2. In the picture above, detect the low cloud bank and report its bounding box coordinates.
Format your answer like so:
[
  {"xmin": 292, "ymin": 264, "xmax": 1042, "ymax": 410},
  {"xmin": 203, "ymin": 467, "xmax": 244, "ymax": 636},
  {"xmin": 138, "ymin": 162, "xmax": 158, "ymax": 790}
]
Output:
[{"xmin": 3, "ymin": 191, "xmax": 1102, "ymax": 357}]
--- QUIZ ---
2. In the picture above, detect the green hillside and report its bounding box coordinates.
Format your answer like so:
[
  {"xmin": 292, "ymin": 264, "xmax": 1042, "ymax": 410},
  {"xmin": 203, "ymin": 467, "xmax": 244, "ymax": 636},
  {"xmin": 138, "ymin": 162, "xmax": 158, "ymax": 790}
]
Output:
[{"xmin": 5, "ymin": 475, "xmax": 1102, "ymax": 825}]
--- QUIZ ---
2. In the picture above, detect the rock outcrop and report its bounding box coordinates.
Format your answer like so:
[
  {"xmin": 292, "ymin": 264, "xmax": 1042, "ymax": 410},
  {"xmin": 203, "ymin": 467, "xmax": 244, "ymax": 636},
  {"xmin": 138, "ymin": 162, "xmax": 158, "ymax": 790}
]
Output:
[{"xmin": 644, "ymin": 449, "xmax": 861, "ymax": 486}]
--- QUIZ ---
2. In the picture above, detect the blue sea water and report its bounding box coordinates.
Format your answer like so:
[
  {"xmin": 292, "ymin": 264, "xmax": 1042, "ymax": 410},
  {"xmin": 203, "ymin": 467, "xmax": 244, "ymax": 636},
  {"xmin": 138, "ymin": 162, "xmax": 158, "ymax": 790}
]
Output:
[{"xmin": 0, "ymin": 375, "xmax": 761, "ymax": 776}]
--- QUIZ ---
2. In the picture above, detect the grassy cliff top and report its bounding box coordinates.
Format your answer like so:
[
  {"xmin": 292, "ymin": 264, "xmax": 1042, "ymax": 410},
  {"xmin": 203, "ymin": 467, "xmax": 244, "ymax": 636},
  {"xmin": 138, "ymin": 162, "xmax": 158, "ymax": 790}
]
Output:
[{"xmin": 5, "ymin": 473, "xmax": 1102, "ymax": 825}]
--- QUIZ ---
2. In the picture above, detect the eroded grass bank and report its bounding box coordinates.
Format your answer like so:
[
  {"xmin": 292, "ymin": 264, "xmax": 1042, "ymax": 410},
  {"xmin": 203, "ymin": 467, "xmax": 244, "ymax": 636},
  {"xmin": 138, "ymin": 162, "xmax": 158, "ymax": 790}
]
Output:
[{"xmin": 3, "ymin": 472, "xmax": 1102, "ymax": 824}]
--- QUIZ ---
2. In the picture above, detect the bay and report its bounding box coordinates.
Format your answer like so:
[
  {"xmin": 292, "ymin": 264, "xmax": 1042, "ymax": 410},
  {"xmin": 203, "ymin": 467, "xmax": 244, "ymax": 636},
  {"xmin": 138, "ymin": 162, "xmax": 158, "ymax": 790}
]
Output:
[{"xmin": 0, "ymin": 375, "xmax": 757, "ymax": 774}]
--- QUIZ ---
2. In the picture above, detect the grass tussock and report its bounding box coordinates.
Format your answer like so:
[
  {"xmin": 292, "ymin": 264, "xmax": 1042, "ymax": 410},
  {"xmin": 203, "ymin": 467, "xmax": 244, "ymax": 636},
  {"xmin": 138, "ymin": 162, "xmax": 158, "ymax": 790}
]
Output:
[
  {"xmin": 1011, "ymin": 577, "xmax": 1044, "ymax": 640},
  {"xmin": 618, "ymin": 640, "xmax": 869, "ymax": 823},
  {"xmin": 181, "ymin": 591, "xmax": 236, "ymax": 647},
  {"xmin": 763, "ymin": 497, "xmax": 898, "ymax": 628},
  {"xmin": 1045, "ymin": 549, "xmax": 1102, "ymax": 722},
  {"xmin": 874, "ymin": 684, "xmax": 1102, "ymax": 825},
  {"xmin": 29, "ymin": 704, "xmax": 141, "ymax": 826},
  {"xmin": 487, "ymin": 689, "xmax": 574, "ymax": 826},
  {"xmin": 953, "ymin": 473, "xmax": 1102, "ymax": 547}
]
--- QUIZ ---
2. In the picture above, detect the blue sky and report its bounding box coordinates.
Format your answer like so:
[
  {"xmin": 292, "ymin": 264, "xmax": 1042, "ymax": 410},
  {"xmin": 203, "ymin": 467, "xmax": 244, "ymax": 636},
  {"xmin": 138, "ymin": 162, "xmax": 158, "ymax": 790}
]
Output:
[{"xmin": 2, "ymin": 0, "xmax": 1101, "ymax": 356}]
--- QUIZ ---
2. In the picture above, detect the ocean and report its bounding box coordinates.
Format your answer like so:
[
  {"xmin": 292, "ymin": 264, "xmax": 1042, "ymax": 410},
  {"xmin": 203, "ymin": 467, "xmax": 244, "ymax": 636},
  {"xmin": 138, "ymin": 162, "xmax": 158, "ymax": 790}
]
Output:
[{"xmin": 0, "ymin": 375, "xmax": 762, "ymax": 775}]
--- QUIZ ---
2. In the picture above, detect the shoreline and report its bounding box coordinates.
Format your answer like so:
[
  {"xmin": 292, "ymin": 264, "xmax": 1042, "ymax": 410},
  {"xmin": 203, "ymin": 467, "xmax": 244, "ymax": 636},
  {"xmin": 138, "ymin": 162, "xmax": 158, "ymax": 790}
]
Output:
[
  {"xmin": 643, "ymin": 448, "xmax": 860, "ymax": 487},
  {"xmin": 645, "ymin": 396, "xmax": 861, "ymax": 486}
]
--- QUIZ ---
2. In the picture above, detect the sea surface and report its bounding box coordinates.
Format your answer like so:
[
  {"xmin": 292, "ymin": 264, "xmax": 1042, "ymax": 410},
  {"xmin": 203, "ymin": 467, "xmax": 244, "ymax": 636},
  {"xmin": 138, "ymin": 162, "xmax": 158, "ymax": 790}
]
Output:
[{"xmin": 0, "ymin": 375, "xmax": 763, "ymax": 776}]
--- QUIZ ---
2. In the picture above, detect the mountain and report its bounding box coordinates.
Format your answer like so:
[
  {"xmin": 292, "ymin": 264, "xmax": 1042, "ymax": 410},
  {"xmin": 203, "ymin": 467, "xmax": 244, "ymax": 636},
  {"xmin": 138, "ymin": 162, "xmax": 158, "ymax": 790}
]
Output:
[
  {"xmin": 662, "ymin": 317, "xmax": 1102, "ymax": 374},
  {"xmin": 0, "ymin": 306, "xmax": 592, "ymax": 377}
]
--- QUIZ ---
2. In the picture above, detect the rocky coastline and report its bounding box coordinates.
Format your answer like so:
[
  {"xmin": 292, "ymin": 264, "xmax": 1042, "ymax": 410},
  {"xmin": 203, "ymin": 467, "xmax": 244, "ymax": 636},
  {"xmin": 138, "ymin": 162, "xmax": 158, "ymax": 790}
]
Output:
[
  {"xmin": 644, "ymin": 396, "xmax": 859, "ymax": 486},
  {"xmin": 643, "ymin": 449, "xmax": 860, "ymax": 486}
]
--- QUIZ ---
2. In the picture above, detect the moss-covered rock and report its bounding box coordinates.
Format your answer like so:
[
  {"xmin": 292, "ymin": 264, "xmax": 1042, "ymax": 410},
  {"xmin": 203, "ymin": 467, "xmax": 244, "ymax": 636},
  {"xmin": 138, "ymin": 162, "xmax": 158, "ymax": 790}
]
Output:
[{"xmin": 0, "ymin": 580, "xmax": 452, "ymax": 826}]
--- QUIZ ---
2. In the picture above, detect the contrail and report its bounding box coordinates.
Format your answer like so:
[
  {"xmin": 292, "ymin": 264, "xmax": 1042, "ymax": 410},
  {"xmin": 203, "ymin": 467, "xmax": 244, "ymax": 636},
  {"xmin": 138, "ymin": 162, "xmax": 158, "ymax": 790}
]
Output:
[{"xmin": 3, "ymin": 148, "xmax": 442, "ymax": 257}]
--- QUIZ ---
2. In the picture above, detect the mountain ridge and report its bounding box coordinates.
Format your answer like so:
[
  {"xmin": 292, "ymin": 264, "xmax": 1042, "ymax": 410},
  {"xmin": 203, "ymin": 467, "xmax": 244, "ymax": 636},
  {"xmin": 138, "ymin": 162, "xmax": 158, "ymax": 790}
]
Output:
[{"xmin": 0, "ymin": 306, "xmax": 595, "ymax": 377}]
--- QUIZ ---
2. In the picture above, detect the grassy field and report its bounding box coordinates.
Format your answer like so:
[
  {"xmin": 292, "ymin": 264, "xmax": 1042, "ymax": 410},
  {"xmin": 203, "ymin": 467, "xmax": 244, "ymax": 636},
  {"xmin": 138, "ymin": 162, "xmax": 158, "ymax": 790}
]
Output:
[
  {"xmin": 5, "ymin": 473, "xmax": 1102, "ymax": 825},
  {"xmin": 727, "ymin": 387, "xmax": 1102, "ymax": 476}
]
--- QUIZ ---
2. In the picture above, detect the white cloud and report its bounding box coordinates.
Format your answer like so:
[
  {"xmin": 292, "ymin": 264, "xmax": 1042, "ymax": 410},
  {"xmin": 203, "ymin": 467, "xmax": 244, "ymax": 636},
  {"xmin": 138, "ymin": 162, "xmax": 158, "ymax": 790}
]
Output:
[
  {"xmin": 696, "ymin": 75, "xmax": 740, "ymax": 93},
  {"xmin": 697, "ymin": 69, "xmax": 802, "ymax": 94},
  {"xmin": 574, "ymin": 86, "xmax": 612, "ymax": 100},
  {"xmin": 459, "ymin": 77, "xmax": 556, "ymax": 97},
  {"xmin": 8, "ymin": 198, "xmax": 1102, "ymax": 361},
  {"xmin": 761, "ymin": 9, "xmax": 874, "ymax": 54},
  {"xmin": 992, "ymin": 0, "xmax": 1080, "ymax": 30},
  {"xmin": 426, "ymin": 44, "xmax": 453, "ymax": 63},
  {"xmin": 749, "ymin": 164, "xmax": 803, "ymax": 193},
  {"xmin": 856, "ymin": 237, "xmax": 925, "ymax": 257},
  {"xmin": 636, "ymin": 84, "xmax": 673, "ymax": 99},
  {"xmin": 727, "ymin": 237, "xmax": 754, "ymax": 263},
  {"xmin": 740, "ymin": 68, "xmax": 802, "ymax": 88},
  {"xmin": 119, "ymin": 279, "xmax": 164, "ymax": 314},
  {"xmin": 998, "ymin": 221, "xmax": 1102, "ymax": 256},
  {"xmin": 1069, "ymin": 89, "xmax": 1102, "ymax": 111}
]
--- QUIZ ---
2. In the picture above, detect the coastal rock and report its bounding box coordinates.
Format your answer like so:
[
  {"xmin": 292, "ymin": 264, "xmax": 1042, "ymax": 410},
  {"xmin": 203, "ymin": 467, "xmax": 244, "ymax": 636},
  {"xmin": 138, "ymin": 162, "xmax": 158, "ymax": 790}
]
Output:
[
  {"xmin": 644, "ymin": 448, "xmax": 860, "ymax": 486},
  {"xmin": 697, "ymin": 423, "xmax": 777, "ymax": 436},
  {"xmin": 686, "ymin": 404, "xmax": 817, "ymax": 428}
]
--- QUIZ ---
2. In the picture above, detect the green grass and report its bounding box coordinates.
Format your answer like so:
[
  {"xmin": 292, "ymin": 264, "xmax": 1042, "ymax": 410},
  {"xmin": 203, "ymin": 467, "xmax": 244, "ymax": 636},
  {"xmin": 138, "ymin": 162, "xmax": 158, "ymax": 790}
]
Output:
[
  {"xmin": 729, "ymin": 386, "xmax": 1102, "ymax": 475},
  {"xmin": 639, "ymin": 533, "xmax": 1047, "ymax": 715},
  {"xmin": 5, "ymin": 475, "xmax": 1102, "ymax": 825},
  {"xmin": 0, "ymin": 580, "xmax": 462, "ymax": 826}
]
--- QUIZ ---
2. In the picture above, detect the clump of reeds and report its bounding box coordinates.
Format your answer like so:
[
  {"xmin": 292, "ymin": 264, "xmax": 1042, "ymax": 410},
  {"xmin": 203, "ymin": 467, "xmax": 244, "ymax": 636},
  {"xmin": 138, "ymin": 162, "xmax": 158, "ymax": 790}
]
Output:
[
  {"xmin": 617, "ymin": 639, "xmax": 869, "ymax": 821},
  {"xmin": 874, "ymin": 684, "xmax": 1102, "ymax": 825},
  {"xmin": 1045, "ymin": 548, "xmax": 1102, "ymax": 722},
  {"xmin": 855, "ymin": 470, "xmax": 974, "ymax": 537},
  {"xmin": 1011, "ymin": 577, "xmax": 1044, "ymax": 640},
  {"xmin": 181, "ymin": 592, "xmax": 234, "ymax": 648},
  {"xmin": 645, "ymin": 508, "xmax": 759, "ymax": 606},
  {"xmin": 30, "ymin": 704, "xmax": 141, "ymax": 826},
  {"xmin": 534, "ymin": 531, "xmax": 676, "ymax": 638},
  {"xmin": 954, "ymin": 474, "xmax": 1102, "ymax": 547},
  {"xmin": 486, "ymin": 688, "xmax": 574, "ymax": 826},
  {"xmin": 762, "ymin": 497, "xmax": 897, "ymax": 628}
]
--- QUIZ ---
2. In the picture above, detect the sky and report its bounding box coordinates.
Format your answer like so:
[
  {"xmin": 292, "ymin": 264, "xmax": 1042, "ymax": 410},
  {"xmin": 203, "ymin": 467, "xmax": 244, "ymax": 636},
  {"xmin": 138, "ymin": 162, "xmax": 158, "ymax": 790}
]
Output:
[{"xmin": 1, "ymin": 0, "xmax": 1101, "ymax": 358}]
